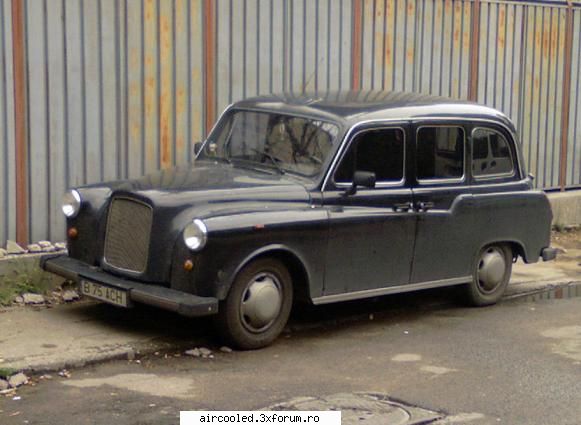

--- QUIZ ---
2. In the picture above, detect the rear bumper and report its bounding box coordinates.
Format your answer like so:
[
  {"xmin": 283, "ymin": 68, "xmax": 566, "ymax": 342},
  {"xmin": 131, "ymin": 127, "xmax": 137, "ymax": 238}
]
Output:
[
  {"xmin": 541, "ymin": 247, "xmax": 558, "ymax": 262},
  {"xmin": 41, "ymin": 255, "xmax": 218, "ymax": 317}
]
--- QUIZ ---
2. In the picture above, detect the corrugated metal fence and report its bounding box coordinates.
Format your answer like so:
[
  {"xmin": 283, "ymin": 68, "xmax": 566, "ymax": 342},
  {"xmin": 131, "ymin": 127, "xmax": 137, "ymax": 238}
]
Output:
[
  {"xmin": 1, "ymin": 0, "xmax": 580, "ymax": 245},
  {"xmin": 0, "ymin": 0, "xmax": 16, "ymax": 248}
]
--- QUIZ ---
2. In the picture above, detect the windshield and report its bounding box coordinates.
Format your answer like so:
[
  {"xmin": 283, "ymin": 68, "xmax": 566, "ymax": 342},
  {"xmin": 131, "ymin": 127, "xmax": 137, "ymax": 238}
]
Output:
[{"xmin": 199, "ymin": 110, "xmax": 339, "ymax": 177}]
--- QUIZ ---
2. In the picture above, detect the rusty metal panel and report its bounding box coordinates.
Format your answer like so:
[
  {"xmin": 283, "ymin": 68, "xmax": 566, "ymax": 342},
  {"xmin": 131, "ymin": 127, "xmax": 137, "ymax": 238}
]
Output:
[
  {"xmin": 359, "ymin": 0, "xmax": 472, "ymax": 96},
  {"xmin": 46, "ymin": 0, "xmax": 67, "ymax": 241},
  {"xmin": 0, "ymin": 0, "xmax": 16, "ymax": 244},
  {"xmin": 126, "ymin": 0, "xmax": 144, "ymax": 178},
  {"xmin": 3, "ymin": 0, "xmax": 206, "ymax": 244},
  {"xmin": 190, "ymin": 0, "xmax": 204, "ymax": 146},
  {"xmin": 3, "ymin": 0, "xmax": 581, "ymax": 245},
  {"xmin": 143, "ymin": 0, "xmax": 159, "ymax": 174},
  {"xmin": 101, "ymin": 0, "xmax": 122, "ymax": 180},
  {"xmin": 347, "ymin": 0, "xmax": 577, "ymax": 190},
  {"xmin": 567, "ymin": 8, "xmax": 581, "ymax": 187},
  {"xmin": 63, "ymin": 0, "xmax": 84, "ymax": 192},
  {"xmin": 288, "ymin": 0, "xmax": 307, "ymax": 92},
  {"xmin": 215, "ymin": 0, "xmax": 352, "ymax": 113},
  {"xmin": 477, "ymin": 2, "xmax": 569, "ymax": 190},
  {"xmin": 434, "ymin": 0, "xmax": 470, "ymax": 97},
  {"xmin": 26, "ymin": 0, "xmax": 51, "ymax": 242},
  {"xmin": 174, "ymin": 0, "xmax": 187, "ymax": 165},
  {"xmin": 215, "ymin": 0, "xmax": 230, "ymax": 110}
]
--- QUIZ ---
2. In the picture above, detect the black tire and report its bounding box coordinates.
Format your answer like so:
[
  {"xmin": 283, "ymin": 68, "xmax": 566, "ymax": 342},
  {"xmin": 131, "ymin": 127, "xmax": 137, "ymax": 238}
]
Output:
[
  {"xmin": 214, "ymin": 258, "xmax": 293, "ymax": 350},
  {"xmin": 464, "ymin": 244, "xmax": 512, "ymax": 306}
]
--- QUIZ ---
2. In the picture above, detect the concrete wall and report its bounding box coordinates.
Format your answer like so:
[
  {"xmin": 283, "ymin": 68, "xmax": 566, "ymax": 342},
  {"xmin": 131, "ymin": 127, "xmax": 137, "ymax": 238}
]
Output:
[{"xmin": 548, "ymin": 190, "xmax": 581, "ymax": 227}]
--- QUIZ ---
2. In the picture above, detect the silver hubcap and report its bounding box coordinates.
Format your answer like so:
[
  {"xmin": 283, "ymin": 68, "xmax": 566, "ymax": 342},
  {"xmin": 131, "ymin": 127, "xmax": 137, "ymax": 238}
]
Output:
[
  {"xmin": 477, "ymin": 247, "xmax": 506, "ymax": 293},
  {"xmin": 240, "ymin": 272, "xmax": 282, "ymax": 333}
]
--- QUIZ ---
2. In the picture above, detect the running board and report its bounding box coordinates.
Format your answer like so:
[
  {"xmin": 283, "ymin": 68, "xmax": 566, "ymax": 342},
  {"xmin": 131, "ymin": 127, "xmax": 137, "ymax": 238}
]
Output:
[{"xmin": 312, "ymin": 276, "xmax": 471, "ymax": 305}]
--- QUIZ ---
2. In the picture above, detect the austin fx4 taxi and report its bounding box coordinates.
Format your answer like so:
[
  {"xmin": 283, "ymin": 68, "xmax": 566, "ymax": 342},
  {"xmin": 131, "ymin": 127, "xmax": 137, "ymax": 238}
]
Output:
[{"xmin": 43, "ymin": 91, "xmax": 556, "ymax": 349}]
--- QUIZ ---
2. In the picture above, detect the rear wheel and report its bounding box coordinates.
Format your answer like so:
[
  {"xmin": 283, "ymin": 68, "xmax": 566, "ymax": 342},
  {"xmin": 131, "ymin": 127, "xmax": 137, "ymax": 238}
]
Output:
[
  {"xmin": 464, "ymin": 244, "xmax": 512, "ymax": 306},
  {"xmin": 214, "ymin": 258, "xmax": 293, "ymax": 349}
]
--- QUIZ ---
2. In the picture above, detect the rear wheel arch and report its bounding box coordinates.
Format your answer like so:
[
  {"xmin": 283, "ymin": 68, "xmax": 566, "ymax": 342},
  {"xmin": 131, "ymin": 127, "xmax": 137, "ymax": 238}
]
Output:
[
  {"xmin": 480, "ymin": 239, "xmax": 526, "ymax": 262},
  {"xmin": 507, "ymin": 241, "xmax": 525, "ymax": 262}
]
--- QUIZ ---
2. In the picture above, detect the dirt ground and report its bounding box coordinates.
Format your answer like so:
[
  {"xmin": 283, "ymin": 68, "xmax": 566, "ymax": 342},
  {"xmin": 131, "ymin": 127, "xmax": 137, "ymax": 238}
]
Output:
[{"xmin": 552, "ymin": 228, "xmax": 581, "ymax": 250}]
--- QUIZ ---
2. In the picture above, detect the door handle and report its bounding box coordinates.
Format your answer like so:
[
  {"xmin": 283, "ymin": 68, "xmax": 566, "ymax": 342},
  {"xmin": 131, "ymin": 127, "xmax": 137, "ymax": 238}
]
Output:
[
  {"xmin": 393, "ymin": 202, "xmax": 413, "ymax": 212},
  {"xmin": 415, "ymin": 201, "xmax": 434, "ymax": 212}
]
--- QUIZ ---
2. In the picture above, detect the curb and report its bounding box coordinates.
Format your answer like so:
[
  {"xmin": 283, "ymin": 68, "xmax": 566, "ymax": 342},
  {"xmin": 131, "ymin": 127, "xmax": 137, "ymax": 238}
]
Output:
[
  {"xmin": 4, "ymin": 336, "xmax": 200, "ymax": 377},
  {"xmin": 504, "ymin": 280, "xmax": 581, "ymax": 300},
  {"xmin": 0, "ymin": 252, "xmax": 55, "ymax": 275},
  {"xmin": 0, "ymin": 251, "xmax": 67, "ymax": 291}
]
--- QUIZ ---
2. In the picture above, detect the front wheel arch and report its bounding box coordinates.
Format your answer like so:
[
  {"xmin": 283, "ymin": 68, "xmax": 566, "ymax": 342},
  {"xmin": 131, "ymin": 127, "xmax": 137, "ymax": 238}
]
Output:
[{"xmin": 224, "ymin": 246, "xmax": 311, "ymax": 303}]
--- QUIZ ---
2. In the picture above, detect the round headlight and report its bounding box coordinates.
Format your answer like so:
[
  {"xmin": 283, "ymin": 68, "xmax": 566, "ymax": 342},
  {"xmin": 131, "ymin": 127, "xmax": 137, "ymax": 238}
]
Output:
[
  {"xmin": 184, "ymin": 219, "xmax": 208, "ymax": 251},
  {"xmin": 62, "ymin": 190, "xmax": 82, "ymax": 218}
]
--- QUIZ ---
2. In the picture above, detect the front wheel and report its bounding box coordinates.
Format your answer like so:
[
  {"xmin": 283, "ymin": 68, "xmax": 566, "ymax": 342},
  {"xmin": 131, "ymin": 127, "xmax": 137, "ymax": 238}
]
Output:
[
  {"xmin": 464, "ymin": 244, "xmax": 512, "ymax": 306},
  {"xmin": 214, "ymin": 258, "xmax": 293, "ymax": 350}
]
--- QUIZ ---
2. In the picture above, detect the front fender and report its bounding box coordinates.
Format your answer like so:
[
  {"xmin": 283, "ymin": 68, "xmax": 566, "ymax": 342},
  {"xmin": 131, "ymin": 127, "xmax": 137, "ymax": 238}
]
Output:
[{"xmin": 172, "ymin": 208, "xmax": 329, "ymax": 301}]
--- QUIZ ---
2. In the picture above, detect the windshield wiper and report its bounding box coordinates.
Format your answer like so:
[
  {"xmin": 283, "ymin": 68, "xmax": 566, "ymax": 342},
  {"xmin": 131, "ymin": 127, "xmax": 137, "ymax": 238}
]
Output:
[{"xmin": 249, "ymin": 148, "xmax": 286, "ymax": 175}]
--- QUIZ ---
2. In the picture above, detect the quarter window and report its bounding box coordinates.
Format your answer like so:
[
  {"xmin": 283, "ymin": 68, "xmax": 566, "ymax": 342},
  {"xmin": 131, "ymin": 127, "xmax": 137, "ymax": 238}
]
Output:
[
  {"xmin": 416, "ymin": 126, "xmax": 464, "ymax": 181},
  {"xmin": 472, "ymin": 128, "xmax": 514, "ymax": 177},
  {"xmin": 334, "ymin": 128, "xmax": 405, "ymax": 184}
]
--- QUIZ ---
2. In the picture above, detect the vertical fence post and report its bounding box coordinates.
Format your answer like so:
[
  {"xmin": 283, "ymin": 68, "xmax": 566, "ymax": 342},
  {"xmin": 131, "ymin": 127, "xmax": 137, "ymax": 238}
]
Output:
[
  {"xmin": 468, "ymin": 0, "xmax": 480, "ymax": 101},
  {"xmin": 203, "ymin": 0, "xmax": 215, "ymax": 136},
  {"xmin": 11, "ymin": 0, "xmax": 28, "ymax": 246},
  {"xmin": 351, "ymin": 0, "xmax": 362, "ymax": 91},
  {"xmin": 559, "ymin": 1, "xmax": 574, "ymax": 191}
]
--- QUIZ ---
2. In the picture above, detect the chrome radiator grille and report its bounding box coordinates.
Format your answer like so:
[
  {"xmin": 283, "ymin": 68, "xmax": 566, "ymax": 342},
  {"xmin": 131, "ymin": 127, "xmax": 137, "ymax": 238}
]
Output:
[{"xmin": 104, "ymin": 198, "xmax": 153, "ymax": 273}]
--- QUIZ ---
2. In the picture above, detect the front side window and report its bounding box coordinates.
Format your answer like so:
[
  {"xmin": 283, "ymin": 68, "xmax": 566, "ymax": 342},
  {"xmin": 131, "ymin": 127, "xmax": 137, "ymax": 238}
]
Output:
[
  {"xmin": 416, "ymin": 126, "xmax": 464, "ymax": 181},
  {"xmin": 472, "ymin": 128, "xmax": 514, "ymax": 177},
  {"xmin": 200, "ymin": 110, "xmax": 339, "ymax": 177},
  {"xmin": 334, "ymin": 128, "xmax": 405, "ymax": 184}
]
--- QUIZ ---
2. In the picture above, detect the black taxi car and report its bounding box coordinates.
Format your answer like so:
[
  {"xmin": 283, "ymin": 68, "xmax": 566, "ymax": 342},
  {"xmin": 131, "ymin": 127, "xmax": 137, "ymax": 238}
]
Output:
[{"xmin": 43, "ymin": 91, "xmax": 556, "ymax": 349}]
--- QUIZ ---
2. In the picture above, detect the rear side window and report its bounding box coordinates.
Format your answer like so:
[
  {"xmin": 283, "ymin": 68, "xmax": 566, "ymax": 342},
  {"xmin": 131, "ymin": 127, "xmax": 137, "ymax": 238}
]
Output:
[
  {"xmin": 416, "ymin": 126, "xmax": 464, "ymax": 181},
  {"xmin": 335, "ymin": 128, "xmax": 405, "ymax": 184},
  {"xmin": 472, "ymin": 128, "xmax": 514, "ymax": 177}
]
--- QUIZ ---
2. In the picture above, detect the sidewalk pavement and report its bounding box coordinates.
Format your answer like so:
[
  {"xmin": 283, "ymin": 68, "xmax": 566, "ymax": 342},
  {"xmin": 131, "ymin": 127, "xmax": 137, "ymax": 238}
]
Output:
[
  {"xmin": 508, "ymin": 248, "xmax": 581, "ymax": 295},
  {"xmin": 0, "ymin": 251, "xmax": 579, "ymax": 374},
  {"xmin": 0, "ymin": 299, "xmax": 208, "ymax": 374}
]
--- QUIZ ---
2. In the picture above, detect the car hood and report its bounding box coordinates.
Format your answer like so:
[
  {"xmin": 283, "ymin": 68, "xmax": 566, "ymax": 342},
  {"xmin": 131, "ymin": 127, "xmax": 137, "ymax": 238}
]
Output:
[
  {"xmin": 74, "ymin": 161, "xmax": 314, "ymax": 283},
  {"xmin": 81, "ymin": 160, "xmax": 312, "ymax": 216}
]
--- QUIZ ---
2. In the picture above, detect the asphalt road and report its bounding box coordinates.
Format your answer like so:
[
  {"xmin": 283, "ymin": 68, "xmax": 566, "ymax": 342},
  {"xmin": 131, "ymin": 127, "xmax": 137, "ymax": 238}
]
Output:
[{"xmin": 1, "ymin": 287, "xmax": 581, "ymax": 425}]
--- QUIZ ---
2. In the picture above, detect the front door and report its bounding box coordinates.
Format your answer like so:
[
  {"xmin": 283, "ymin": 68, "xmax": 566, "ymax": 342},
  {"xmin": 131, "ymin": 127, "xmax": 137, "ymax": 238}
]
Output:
[{"xmin": 321, "ymin": 125, "xmax": 417, "ymax": 299}]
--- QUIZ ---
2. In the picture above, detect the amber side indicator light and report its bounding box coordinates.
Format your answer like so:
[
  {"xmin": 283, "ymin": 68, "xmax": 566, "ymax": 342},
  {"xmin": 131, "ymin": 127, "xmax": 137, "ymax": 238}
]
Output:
[
  {"xmin": 68, "ymin": 227, "xmax": 78, "ymax": 239},
  {"xmin": 184, "ymin": 259, "xmax": 194, "ymax": 271}
]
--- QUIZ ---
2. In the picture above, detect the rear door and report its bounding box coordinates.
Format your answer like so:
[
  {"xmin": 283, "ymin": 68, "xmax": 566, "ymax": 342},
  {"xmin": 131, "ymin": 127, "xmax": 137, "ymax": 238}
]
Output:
[
  {"xmin": 410, "ymin": 122, "xmax": 474, "ymax": 284},
  {"xmin": 321, "ymin": 124, "xmax": 417, "ymax": 299}
]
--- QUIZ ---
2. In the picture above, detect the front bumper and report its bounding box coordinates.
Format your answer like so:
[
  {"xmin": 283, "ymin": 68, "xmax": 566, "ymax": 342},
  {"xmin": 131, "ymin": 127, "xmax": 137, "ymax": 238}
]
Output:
[{"xmin": 41, "ymin": 255, "xmax": 218, "ymax": 317}]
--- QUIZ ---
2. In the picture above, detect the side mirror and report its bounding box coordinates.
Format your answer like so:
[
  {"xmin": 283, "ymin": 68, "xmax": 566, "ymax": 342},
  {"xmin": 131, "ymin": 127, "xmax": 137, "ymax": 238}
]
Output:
[
  {"xmin": 193, "ymin": 142, "xmax": 204, "ymax": 156},
  {"xmin": 345, "ymin": 171, "xmax": 376, "ymax": 196}
]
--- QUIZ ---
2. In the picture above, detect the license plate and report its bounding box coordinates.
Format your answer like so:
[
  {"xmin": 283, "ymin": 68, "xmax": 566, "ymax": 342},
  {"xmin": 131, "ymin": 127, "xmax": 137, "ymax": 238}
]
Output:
[{"xmin": 80, "ymin": 280, "xmax": 129, "ymax": 307}]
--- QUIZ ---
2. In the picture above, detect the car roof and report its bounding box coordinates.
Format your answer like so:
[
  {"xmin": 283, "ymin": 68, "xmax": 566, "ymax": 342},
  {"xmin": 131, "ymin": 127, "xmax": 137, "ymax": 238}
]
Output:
[{"xmin": 232, "ymin": 90, "xmax": 517, "ymax": 133}]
